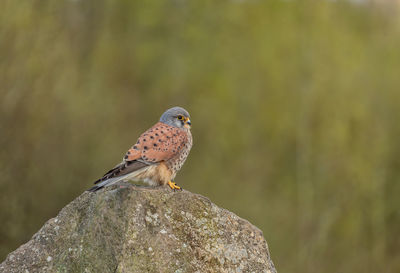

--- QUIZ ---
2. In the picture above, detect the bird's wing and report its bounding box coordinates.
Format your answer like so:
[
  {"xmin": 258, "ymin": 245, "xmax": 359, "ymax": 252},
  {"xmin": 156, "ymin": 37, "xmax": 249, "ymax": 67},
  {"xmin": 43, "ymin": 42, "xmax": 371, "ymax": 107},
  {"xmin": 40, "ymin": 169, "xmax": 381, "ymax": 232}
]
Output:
[
  {"xmin": 93, "ymin": 122, "xmax": 188, "ymax": 185},
  {"xmin": 125, "ymin": 122, "xmax": 189, "ymax": 163}
]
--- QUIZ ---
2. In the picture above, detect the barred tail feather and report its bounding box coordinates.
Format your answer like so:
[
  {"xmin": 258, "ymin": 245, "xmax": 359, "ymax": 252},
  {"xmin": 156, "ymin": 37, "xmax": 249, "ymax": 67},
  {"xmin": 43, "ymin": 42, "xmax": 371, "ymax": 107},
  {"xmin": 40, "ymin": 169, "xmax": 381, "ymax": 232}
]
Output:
[
  {"xmin": 87, "ymin": 161, "xmax": 152, "ymax": 192},
  {"xmin": 87, "ymin": 176, "xmax": 126, "ymax": 192}
]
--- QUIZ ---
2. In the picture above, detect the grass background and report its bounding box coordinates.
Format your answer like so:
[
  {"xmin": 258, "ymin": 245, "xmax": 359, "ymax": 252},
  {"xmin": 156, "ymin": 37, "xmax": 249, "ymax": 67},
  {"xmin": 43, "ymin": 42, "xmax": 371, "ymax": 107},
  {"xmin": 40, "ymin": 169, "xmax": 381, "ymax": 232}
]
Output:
[{"xmin": 1, "ymin": 0, "xmax": 400, "ymax": 272}]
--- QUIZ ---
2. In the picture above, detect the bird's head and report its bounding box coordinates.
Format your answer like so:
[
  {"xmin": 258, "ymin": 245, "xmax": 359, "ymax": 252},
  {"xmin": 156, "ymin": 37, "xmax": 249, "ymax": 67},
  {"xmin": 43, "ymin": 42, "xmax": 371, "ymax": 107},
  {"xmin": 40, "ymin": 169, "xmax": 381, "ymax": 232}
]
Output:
[{"xmin": 160, "ymin": 107, "xmax": 191, "ymax": 129}]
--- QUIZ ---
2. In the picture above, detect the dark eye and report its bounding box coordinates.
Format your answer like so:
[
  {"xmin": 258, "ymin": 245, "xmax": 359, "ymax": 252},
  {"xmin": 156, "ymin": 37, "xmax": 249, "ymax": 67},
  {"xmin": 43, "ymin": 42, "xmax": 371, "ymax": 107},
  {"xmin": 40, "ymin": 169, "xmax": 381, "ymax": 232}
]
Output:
[{"xmin": 177, "ymin": 115, "xmax": 183, "ymax": 120}]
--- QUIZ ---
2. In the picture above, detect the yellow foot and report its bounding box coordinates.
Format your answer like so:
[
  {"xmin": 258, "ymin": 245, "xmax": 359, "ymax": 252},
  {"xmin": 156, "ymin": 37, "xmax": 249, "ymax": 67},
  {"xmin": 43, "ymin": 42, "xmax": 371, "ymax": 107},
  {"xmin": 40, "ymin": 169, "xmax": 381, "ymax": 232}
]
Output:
[{"xmin": 167, "ymin": 181, "xmax": 182, "ymax": 191}]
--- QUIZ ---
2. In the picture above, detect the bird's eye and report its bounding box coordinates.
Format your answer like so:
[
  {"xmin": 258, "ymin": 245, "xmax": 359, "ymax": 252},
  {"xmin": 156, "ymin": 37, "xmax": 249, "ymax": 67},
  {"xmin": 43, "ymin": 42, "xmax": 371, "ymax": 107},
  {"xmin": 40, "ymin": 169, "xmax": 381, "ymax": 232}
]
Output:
[{"xmin": 177, "ymin": 115, "xmax": 183, "ymax": 120}]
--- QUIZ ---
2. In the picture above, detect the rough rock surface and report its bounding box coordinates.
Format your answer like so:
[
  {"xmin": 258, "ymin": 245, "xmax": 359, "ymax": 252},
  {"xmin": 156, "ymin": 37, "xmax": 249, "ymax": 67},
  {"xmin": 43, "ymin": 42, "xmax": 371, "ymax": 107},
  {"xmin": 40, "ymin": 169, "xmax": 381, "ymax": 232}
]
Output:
[{"xmin": 0, "ymin": 184, "xmax": 277, "ymax": 273}]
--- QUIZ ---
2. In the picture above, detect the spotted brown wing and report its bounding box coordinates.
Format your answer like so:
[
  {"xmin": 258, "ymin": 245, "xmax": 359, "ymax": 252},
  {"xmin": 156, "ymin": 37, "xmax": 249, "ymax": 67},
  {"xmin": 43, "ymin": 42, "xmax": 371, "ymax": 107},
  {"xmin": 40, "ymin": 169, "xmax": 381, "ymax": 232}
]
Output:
[{"xmin": 125, "ymin": 122, "xmax": 189, "ymax": 163}]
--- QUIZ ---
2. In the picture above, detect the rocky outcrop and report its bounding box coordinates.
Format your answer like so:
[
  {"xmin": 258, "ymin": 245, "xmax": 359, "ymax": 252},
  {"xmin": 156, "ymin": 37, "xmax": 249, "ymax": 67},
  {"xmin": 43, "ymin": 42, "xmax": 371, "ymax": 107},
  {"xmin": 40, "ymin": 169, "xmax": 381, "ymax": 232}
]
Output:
[{"xmin": 0, "ymin": 184, "xmax": 277, "ymax": 273}]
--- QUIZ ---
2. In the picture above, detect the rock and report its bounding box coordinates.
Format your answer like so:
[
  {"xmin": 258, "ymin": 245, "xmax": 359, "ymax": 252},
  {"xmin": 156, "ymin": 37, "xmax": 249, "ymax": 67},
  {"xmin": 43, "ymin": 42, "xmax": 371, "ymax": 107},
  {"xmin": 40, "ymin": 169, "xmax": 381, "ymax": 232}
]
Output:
[{"xmin": 0, "ymin": 184, "xmax": 277, "ymax": 273}]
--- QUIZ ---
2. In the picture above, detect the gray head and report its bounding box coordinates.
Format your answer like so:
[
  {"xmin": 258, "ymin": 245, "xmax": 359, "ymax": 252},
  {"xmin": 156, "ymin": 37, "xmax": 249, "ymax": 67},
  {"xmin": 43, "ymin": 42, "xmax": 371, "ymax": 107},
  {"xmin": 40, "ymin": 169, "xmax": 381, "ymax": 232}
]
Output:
[{"xmin": 160, "ymin": 107, "xmax": 191, "ymax": 129}]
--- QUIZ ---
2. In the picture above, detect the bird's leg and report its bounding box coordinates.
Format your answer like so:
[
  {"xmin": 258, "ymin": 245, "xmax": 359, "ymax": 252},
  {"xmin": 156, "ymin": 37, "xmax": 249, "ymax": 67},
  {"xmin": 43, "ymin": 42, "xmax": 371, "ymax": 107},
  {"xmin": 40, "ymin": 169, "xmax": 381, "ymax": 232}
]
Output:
[{"xmin": 167, "ymin": 180, "xmax": 182, "ymax": 191}]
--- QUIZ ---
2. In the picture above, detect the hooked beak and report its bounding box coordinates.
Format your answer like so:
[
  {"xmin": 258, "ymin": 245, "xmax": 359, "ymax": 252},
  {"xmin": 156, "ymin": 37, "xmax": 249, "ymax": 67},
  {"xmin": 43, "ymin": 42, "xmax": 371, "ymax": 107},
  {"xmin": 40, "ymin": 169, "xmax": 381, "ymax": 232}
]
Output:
[{"xmin": 184, "ymin": 117, "xmax": 191, "ymax": 128}]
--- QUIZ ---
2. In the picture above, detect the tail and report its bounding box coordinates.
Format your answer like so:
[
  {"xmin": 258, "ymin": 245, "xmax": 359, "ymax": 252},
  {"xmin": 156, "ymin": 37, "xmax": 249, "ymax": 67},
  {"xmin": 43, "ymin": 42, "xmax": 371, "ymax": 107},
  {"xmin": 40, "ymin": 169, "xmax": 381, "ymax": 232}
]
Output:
[
  {"xmin": 87, "ymin": 160, "xmax": 150, "ymax": 192},
  {"xmin": 87, "ymin": 176, "xmax": 125, "ymax": 192}
]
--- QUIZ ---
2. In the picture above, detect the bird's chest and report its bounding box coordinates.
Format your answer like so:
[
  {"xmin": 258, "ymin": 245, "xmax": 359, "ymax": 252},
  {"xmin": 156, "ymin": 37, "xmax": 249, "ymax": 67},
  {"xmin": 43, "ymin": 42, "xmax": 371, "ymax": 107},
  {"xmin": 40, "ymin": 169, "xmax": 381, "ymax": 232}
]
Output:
[{"xmin": 167, "ymin": 132, "xmax": 192, "ymax": 175}]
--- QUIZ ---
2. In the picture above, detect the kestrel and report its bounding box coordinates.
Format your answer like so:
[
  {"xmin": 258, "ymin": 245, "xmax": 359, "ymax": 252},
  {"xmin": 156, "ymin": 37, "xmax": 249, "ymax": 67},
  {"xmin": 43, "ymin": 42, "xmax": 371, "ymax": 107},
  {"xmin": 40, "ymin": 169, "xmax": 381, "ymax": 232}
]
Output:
[{"xmin": 88, "ymin": 107, "xmax": 192, "ymax": 192}]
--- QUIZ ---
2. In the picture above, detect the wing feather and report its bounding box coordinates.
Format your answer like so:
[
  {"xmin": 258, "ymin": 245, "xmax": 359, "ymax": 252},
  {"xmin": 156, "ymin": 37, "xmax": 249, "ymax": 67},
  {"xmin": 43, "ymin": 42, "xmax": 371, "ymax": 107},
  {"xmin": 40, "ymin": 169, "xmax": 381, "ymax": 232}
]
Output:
[{"xmin": 126, "ymin": 122, "xmax": 188, "ymax": 163}]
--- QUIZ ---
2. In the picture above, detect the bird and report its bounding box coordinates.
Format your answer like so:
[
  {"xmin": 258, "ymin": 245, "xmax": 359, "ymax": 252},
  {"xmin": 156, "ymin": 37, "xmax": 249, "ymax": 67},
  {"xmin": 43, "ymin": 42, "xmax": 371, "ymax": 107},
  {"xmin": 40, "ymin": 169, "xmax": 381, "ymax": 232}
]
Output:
[{"xmin": 88, "ymin": 107, "xmax": 192, "ymax": 192}]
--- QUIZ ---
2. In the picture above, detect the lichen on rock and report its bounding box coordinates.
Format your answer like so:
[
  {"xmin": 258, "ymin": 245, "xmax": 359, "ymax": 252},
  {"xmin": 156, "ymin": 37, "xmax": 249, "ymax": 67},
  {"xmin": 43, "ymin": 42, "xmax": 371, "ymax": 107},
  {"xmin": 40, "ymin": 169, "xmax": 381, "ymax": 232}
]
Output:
[{"xmin": 0, "ymin": 184, "xmax": 277, "ymax": 273}]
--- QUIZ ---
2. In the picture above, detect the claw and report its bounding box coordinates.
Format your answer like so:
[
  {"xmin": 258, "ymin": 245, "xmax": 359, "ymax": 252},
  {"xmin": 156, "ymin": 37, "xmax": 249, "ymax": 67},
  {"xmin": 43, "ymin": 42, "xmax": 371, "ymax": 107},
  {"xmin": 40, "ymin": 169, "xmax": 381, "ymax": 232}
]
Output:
[{"xmin": 167, "ymin": 181, "xmax": 182, "ymax": 191}]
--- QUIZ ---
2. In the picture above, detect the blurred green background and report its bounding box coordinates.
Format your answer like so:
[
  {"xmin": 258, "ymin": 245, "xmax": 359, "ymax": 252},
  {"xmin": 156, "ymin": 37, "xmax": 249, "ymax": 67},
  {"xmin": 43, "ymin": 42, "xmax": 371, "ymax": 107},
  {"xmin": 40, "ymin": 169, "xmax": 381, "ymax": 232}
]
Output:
[{"xmin": 1, "ymin": 0, "xmax": 400, "ymax": 272}]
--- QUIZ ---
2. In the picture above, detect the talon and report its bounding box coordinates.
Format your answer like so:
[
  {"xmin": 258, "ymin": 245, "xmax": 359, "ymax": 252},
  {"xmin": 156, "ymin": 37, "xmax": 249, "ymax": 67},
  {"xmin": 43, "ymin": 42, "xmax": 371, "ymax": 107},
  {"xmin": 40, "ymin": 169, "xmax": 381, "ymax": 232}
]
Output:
[{"xmin": 167, "ymin": 181, "xmax": 181, "ymax": 191}]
